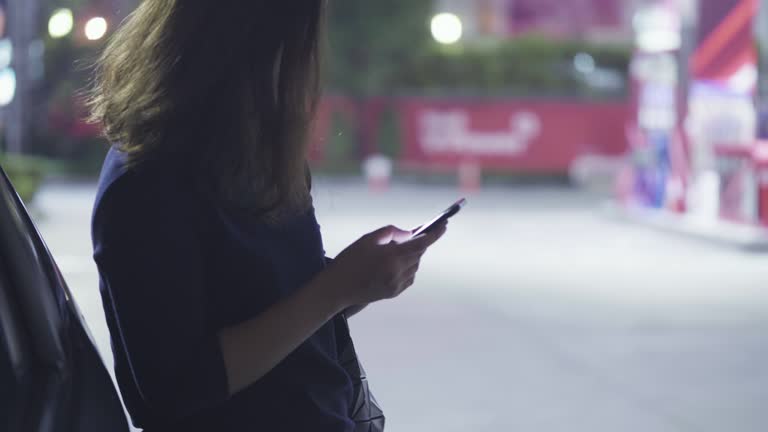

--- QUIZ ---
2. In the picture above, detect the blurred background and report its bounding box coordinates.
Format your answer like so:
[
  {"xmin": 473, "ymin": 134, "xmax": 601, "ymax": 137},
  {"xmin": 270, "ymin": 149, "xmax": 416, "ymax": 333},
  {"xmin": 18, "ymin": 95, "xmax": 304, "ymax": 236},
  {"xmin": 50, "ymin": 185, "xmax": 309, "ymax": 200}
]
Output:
[{"xmin": 2, "ymin": 0, "xmax": 768, "ymax": 431}]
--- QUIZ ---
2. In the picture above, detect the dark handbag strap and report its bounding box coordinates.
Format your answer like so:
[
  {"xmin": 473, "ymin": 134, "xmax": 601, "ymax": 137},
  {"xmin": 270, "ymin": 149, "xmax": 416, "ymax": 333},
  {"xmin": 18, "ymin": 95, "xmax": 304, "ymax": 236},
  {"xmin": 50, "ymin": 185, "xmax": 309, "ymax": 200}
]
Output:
[
  {"xmin": 333, "ymin": 313, "xmax": 385, "ymax": 431},
  {"xmin": 334, "ymin": 313, "xmax": 363, "ymax": 380}
]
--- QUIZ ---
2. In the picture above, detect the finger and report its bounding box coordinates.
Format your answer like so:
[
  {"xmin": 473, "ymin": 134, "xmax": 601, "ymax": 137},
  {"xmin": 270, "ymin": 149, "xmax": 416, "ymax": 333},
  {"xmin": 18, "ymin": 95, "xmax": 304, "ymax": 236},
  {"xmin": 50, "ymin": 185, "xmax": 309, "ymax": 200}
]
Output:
[
  {"xmin": 390, "ymin": 226, "xmax": 415, "ymax": 244},
  {"xmin": 367, "ymin": 225, "xmax": 393, "ymax": 240},
  {"xmin": 370, "ymin": 225, "xmax": 412, "ymax": 245},
  {"xmin": 411, "ymin": 219, "xmax": 450, "ymax": 236},
  {"xmin": 394, "ymin": 275, "xmax": 416, "ymax": 298},
  {"xmin": 366, "ymin": 225, "xmax": 397, "ymax": 245},
  {"xmin": 402, "ymin": 253, "xmax": 423, "ymax": 269},
  {"xmin": 400, "ymin": 260, "xmax": 420, "ymax": 278},
  {"xmin": 391, "ymin": 246, "xmax": 425, "ymax": 269},
  {"xmin": 396, "ymin": 222, "xmax": 447, "ymax": 254}
]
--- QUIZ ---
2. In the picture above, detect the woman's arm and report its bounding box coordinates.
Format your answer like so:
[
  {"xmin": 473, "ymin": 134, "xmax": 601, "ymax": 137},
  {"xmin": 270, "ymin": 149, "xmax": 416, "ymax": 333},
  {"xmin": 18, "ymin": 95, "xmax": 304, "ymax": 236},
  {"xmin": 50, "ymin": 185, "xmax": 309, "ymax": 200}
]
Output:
[
  {"xmin": 94, "ymin": 167, "xmax": 446, "ymax": 418},
  {"xmin": 325, "ymin": 256, "xmax": 367, "ymax": 318},
  {"xmin": 218, "ymin": 272, "xmax": 347, "ymax": 395},
  {"xmin": 344, "ymin": 304, "xmax": 368, "ymax": 318},
  {"xmin": 218, "ymin": 224, "xmax": 447, "ymax": 395}
]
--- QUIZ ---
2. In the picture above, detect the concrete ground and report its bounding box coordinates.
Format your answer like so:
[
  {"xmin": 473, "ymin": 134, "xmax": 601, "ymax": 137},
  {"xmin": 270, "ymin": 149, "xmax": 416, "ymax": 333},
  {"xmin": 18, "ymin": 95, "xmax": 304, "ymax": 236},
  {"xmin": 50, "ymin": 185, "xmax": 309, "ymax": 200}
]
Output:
[{"xmin": 32, "ymin": 179, "xmax": 768, "ymax": 432}]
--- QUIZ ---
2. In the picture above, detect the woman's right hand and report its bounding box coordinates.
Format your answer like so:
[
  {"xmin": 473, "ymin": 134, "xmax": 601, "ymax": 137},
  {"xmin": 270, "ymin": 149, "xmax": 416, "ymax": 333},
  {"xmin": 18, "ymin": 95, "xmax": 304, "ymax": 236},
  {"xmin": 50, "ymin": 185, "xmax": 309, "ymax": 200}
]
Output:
[{"xmin": 323, "ymin": 224, "xmax": 447, "ymax": 308}]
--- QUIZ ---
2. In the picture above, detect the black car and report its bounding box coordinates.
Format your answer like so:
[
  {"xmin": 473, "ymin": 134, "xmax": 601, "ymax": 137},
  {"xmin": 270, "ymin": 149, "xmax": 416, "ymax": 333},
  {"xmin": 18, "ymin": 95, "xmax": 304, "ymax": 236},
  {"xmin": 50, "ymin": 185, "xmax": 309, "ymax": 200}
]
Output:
[{"xmin": 0, "ymin": 164, "xmax": 130, "ymax": 432}]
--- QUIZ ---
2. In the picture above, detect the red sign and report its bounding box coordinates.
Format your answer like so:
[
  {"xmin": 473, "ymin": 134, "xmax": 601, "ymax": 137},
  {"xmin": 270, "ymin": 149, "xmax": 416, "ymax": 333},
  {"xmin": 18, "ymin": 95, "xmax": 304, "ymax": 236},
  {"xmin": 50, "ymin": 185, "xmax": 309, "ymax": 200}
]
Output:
[
  {"xmin": 506, "ymin": 0, "xmax": 625, "ymax": 38},
  {"xmin": 399, "ymin": 99, "xmax": 628, "ymax": 172}
]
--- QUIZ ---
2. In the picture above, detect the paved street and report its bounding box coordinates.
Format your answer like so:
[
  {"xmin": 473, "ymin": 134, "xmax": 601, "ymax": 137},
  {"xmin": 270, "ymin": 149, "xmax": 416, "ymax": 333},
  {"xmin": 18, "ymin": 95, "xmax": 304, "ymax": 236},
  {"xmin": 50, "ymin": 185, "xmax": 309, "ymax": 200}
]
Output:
[{"xmin": 32, "ymin": 179, "xmax": 768, "ymax": 432}]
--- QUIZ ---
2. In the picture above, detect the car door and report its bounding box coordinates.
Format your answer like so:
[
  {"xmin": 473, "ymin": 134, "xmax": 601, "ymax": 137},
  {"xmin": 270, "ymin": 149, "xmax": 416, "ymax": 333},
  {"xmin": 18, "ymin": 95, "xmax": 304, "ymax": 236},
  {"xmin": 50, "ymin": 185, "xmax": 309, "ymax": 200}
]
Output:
[{"xmin": 0, "ymin": 164, "xmax": 129, "ymax": 432}]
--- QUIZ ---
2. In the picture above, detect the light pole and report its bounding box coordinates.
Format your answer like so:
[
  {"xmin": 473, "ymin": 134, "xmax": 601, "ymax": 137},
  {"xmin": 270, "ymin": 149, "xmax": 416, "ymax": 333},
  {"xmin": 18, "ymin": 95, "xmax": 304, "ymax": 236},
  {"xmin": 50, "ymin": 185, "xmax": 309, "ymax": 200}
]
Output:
[{"xmin": 5, "ymin": 0, "xmax": 40, "ymax": 154}]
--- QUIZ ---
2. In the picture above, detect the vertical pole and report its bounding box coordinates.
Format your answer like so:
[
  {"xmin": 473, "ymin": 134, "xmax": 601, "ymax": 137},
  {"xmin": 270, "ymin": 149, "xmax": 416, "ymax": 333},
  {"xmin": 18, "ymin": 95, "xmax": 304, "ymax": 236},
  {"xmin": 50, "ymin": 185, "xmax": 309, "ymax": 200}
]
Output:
[{"xmin": 5, "ymin": 0, "xmax": 40, "ymax": 154}]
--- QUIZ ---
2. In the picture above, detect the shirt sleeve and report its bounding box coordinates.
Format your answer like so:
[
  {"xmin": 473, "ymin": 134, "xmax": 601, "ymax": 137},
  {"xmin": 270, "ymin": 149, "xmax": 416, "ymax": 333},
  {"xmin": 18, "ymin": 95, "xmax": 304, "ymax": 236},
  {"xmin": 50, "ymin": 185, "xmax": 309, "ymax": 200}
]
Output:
[{"xmin": 92, "ymin": 172, "xmax": 229, "ymax": 422}]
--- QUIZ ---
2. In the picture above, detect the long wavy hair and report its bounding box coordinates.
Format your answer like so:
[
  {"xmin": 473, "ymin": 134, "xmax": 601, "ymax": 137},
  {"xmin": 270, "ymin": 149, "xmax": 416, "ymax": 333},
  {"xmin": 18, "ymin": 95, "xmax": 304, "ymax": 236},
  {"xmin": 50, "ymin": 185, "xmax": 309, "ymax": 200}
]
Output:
[{"xmin": 88, "ymin": 1, "xmax": 325, "ymax": 218}]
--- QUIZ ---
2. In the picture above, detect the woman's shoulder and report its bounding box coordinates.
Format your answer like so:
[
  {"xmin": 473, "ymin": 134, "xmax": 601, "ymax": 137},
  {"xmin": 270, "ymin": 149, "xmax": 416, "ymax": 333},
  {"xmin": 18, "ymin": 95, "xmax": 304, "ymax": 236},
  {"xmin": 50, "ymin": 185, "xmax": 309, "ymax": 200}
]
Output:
[
  {"xmin": 94, "ymin": 147, "xmax": 129, "ymax": 202},
  {"xmin": 92, "ymin": 146, "xmax": 200, "ymax": 228}
]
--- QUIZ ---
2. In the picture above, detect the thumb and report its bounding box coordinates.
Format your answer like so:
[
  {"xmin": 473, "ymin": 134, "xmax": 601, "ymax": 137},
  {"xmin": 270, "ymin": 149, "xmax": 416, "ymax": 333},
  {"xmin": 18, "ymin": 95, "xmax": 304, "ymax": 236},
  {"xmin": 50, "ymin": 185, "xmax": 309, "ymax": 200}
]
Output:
[{"xmin": 369, "ymin": 225, "xmax": 411, "ymax": 245}]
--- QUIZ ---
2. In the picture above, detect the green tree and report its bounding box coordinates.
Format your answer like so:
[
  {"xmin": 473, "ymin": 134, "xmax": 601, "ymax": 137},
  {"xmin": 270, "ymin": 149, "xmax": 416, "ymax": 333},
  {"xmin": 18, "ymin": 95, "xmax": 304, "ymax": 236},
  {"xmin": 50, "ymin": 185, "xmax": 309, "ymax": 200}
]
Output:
[
  {"xmin": 323, "ymin": 3, "xmax": 631, "ymax": 160},
  {"xmin": 325, "ymin": 0, "xmax": 434, "ymax": 96}
]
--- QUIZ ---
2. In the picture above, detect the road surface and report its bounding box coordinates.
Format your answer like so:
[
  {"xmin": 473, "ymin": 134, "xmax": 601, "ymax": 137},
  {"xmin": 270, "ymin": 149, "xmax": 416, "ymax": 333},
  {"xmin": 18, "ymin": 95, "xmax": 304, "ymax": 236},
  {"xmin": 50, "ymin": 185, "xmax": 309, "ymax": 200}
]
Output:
[{"xmin": 32, "ymin": 179, "xmax": 768, "ymax": 432}]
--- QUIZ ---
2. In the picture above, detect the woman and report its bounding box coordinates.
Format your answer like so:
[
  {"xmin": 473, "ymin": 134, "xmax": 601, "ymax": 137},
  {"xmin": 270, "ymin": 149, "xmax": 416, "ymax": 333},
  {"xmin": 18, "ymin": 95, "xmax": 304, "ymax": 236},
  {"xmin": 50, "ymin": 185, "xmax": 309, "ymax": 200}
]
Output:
[{"xmin": 88, "ymin": 2, "xmax": 446, "ymax": 431}]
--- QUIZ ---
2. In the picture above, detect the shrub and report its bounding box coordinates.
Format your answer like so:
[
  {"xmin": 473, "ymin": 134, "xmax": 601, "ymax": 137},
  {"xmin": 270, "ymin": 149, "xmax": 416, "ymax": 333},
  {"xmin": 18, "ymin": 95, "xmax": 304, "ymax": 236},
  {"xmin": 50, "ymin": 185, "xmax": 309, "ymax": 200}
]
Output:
[{"xmin": 0, "ymin": 153, "xmax": 50, "ymax": 204}]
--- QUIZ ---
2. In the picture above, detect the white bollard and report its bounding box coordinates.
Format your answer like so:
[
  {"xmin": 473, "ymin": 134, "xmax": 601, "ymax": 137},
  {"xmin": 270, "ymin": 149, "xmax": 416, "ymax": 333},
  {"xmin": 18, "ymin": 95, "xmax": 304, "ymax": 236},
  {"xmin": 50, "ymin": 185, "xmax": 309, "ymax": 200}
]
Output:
[
  {"xmin": 458, "ymin": 161, "xmax": 482, "ymax": 193},
  {"xmin": 363, "ymin": 154, "xmax": 393, "ymax": 192}
]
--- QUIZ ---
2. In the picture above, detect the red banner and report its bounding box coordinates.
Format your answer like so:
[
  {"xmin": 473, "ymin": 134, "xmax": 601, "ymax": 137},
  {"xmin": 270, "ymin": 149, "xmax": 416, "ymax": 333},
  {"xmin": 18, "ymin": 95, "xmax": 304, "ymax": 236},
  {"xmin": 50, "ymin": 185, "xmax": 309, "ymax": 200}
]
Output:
[{"xmin": 399, "ymin": 99, "xmax": 629, "ymax": 172}]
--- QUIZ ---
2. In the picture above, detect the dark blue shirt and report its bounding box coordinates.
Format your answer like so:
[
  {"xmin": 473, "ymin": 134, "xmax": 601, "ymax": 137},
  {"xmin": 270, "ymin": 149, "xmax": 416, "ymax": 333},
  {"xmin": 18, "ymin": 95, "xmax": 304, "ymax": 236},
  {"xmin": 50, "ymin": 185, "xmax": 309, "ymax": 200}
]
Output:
[{"xmin": 91, "ymin": 148, "xmax": 353, "ymax": 431}]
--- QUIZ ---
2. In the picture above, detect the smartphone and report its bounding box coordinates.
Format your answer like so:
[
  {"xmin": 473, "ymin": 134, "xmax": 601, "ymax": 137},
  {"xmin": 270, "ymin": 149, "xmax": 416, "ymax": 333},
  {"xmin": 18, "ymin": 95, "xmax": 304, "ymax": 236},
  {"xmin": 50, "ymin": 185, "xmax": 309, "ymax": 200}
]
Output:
[{"xmin": 412, "ymin": 198, "xmax": 467, "ymax": 237}]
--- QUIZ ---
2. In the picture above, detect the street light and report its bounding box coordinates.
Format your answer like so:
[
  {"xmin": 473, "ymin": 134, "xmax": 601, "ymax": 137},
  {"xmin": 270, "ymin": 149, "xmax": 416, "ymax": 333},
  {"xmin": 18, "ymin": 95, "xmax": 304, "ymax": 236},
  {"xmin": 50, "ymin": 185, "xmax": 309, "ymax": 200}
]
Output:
[
  {"xmin": 0, "ymin": 68, "xmax": 16, "ymax": 107},
  {"xmin": 0, "ymin": 39, "xmax": 12, "ymax": 69},
  {"xmin": 48, "ymin": 8, "xmax": 74, "ymax": 39},
  {"xmin": 633, "ymin": 6, "xmax": 681, "ymax": 53},
  {"xmin": 573, "ymin": 53, "xmax": 596, "ymax": 74},
  {"xmin": 84, "ymin": 17, "xmax": 108, "ymax": 41},
  {"xmin": 431, "ymin": 12, "xmax": 463, "ymax": 45}
]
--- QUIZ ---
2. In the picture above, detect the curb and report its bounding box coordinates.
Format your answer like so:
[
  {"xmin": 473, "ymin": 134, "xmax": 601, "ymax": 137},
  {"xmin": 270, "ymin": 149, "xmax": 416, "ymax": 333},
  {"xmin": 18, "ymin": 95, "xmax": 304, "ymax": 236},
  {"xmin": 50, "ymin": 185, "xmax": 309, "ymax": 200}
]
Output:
[{"xmin": 604, "ymin": 202, "xmax": 768, "ymax": 252}]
